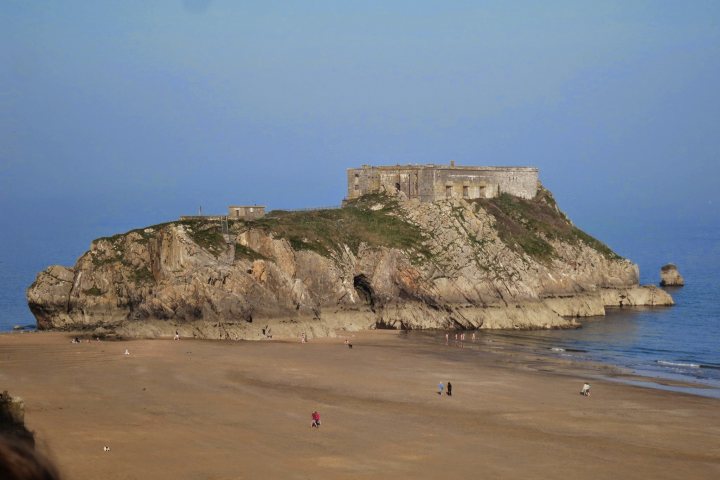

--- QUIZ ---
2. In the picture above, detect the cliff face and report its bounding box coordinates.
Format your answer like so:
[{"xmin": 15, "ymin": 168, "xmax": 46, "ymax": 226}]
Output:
[{"xmin": 27, "ymin": 188, "xmax": 672, "ymax": 339}]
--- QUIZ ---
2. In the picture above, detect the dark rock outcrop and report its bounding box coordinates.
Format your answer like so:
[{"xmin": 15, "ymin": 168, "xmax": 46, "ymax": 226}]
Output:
[
  {"xmin": 0, "ymin": 391, "xmax": 34, "ymax": 447},
  {"xmin": 660, "ymin": 264, "xmax": 684, "ymax": 286}
]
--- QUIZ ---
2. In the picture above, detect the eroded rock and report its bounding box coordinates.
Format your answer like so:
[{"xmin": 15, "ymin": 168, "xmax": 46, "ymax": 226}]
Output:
[
  {"xmin": 27, "ymin": 191, "xmax": 673, "ymax": 338},
  {"xmin": 660, "ymin": 264, "xmax": 685, "ymax": 287}
]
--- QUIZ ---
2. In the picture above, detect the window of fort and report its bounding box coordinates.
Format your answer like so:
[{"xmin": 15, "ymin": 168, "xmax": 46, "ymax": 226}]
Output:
[
  {"xmin": 463, "ymin": 186, "xmax": 469, "ymax": 198},
  {"xmin": 354, "ymin": 184, "xmax": 359, "ymax": 191},
  {"xmin": 445, "ymin": 185, "xmax": 452, "ymax": 198},
  {"xmin": 395, "ymin": 182, "xmax": 401, "ymax": 192}
]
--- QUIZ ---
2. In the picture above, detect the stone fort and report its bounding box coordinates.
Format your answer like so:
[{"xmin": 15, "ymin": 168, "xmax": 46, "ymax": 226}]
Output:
[{"xmin": 346, "ymin": 162, "xmax": 538, "ymax": 202}]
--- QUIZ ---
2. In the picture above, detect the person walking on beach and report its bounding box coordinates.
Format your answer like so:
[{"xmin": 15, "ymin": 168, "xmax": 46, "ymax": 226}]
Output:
[
  {"xmin": 580, "ymin": 383, "xmax": 591, "ymax": 396},
  {"xmin": 438, "ymin": 382, "xmax": 444, "ymax": 395},
  {"xmin": 447, "ymin": 382, "xmax": 453, "ymax": 396},
  {"xmin": 174, "ymin": 330, "xmax": 180, "ymax": 341},
  {"xmin": 311, "ymin": 411, "xmax": 321, "ymax": 428}
]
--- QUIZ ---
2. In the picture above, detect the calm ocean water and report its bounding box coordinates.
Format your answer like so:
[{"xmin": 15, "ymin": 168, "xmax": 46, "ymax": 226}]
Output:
[
  {"xmin": 1, "ymin": 219, "xmax": 718, "ymax": 394},
  {"xmin": 468, "ymin": 219, "xmax": 720, "ymax": 395}
]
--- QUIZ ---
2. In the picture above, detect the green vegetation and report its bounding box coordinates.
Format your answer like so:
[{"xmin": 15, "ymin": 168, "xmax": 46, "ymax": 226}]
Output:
[
  {"xmin": 95, "ymin": 222, "xmax": 175, "ymax": 245},
  {"xmin": 83, "ymin": 286, "xmax": 102, "ymax": 296},
  {"xmin": 91, "ymin": 254, "xmax": 119, "ymax": 267},
  {"xmin": 245, "ymin": 194, "xmax": 432, "ymax": 260},
  {"xmin": 234, "ymin": 244, "xmax": 267, "ymax": 261},
  {"xmin": 84, "ymin": 186, "xmax": 616, "ymax": 274},
  {"xmin": 472, "ymin": 188, "xmax": 620, "ymax": 261},
  {"xmin": 182, "ymin": 220, "xmax": 227, "ymax": 257}
]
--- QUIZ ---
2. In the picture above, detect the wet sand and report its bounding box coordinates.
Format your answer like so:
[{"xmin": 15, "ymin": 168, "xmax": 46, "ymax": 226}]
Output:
[{"xmin": 1, "ymin": 331, "xmax": 719, "ymax": 479}]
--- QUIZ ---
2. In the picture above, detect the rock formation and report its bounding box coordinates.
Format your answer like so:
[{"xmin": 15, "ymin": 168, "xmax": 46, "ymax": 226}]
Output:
[
  {"xmin": 0, "ymin": 391, "xmax": 34, "ymax": 447},
  {"xmin": 27, "ymin": 187, "xmax": 673, "ymax": 339},
  {"xmin": 660, "ymin": 264, "xmax": 684, "ymax": 287}
]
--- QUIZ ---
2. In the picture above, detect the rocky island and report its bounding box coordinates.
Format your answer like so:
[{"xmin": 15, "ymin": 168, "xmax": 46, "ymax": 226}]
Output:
[
  {"xmin": 660, "ymin": 263, "xmax": 685, "ymax": 286},
  {"xmin": 27, "ymin": 169, "xmax": 672, "ymax": 340}
]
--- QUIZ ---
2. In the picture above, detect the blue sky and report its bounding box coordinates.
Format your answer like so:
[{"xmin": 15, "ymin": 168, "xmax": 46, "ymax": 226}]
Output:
[{"xmin": 1, "ymin": 0, "xmax": 719, "ymax": 269}]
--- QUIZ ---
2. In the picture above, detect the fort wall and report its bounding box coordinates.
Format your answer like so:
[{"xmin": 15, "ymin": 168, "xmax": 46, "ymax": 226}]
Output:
[{"xmin": 347, "ymin": 164, "xmax": 538, "ymax": 202}]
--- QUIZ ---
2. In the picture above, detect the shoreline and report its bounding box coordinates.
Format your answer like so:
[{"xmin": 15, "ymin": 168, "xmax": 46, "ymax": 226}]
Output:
[{"xmin": 399, "ymin": 329, "xmax": 720, "ymax": 399}]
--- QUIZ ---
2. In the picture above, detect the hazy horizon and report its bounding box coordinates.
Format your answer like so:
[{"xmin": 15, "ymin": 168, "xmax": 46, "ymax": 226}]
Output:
[{"xmin": 2, "ymin": 1, "xmax": 719, "ymax": 278}]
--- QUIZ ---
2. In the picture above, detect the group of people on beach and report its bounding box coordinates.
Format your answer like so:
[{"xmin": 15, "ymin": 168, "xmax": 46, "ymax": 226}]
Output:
[
  {"xmin": 71, "ymin": 336, "xmax": 101, "ymax": 343},
  {"xmin": 299, "ymin": 334, "xmax": 354, "ymax": 349},
  {"xmin": 445, "ymin": 331, "xmax": 476, "ymax": 348},
  {"xmin": 303, "ymin": 330, "xmax": 591, "ymax": 433},
  {"xmin": 444, "ymin": 330, "xmax": 593, "ymax": 398},
  {"xmin": 438, "ymin": 382, "xmax": 453, "ymax": 396}
]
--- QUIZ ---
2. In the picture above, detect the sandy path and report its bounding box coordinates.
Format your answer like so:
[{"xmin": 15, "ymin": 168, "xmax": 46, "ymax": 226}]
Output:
[{"xmin": 1, "ymin": 332, "xmax": 719, "ymax": 479}]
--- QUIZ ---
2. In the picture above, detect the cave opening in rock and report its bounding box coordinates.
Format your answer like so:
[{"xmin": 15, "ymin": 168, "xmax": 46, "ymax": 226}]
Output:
[{"xmin": 353, "ymin": 274, "xmax": 375, "ymax": 311}]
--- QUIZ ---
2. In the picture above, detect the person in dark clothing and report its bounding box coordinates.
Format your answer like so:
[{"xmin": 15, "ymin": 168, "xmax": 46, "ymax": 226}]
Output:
[{"xmin": 447, "ymin": 382, "xmax": 452, "ymax": 396}]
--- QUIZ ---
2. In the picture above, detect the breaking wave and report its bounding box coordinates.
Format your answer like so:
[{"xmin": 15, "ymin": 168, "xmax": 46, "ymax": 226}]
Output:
[{"xmin": 656, "ymin": 360, "xmax": 701, "ymax": 368}]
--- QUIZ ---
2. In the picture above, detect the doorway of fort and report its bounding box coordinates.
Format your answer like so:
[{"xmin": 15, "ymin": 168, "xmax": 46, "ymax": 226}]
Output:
[{"xmin": 395, "ymin": 182, "xmax": 401, "ymax": 192}]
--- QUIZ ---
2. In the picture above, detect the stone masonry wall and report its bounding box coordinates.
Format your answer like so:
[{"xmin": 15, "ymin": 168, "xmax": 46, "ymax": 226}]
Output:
[{"xmin": 347, "ymin": 165, "xmax": 538, "ymax": 201}]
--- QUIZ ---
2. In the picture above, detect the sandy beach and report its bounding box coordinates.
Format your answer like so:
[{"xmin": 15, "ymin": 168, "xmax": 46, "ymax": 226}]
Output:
[{"xmin": 1, "ymin": 331, "xmax": 718, "ymax": 480}]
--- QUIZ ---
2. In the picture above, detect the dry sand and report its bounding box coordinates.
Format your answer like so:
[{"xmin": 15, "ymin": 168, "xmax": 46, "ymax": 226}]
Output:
[{"xmin": 1, "ymin": 331, "xmax": 719, "ymax": 480}]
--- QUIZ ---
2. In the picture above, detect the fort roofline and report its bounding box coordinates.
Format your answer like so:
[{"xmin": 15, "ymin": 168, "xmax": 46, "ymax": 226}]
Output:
[{"xmin": 347, "ymin": 164, "xmax": 537, "ymax": 172}]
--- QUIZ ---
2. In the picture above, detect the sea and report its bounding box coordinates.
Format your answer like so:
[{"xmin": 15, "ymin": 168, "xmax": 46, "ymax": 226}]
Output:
[{"xmin": 1, "ymin": 218, "xmax": 718, "ymax": 397}]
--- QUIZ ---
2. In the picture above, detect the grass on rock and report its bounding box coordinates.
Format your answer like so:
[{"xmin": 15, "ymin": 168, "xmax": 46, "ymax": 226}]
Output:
[
  {"xmin": 245, "ymin": 194, "xmax": 432, "ymax": 260},
  {"xmin": 234, "ymin": 244, "xmax": 267, "ymax": 261},
  {"xmin": 473, "ymin": 187, "xmax": 620, "ymax": 261}
]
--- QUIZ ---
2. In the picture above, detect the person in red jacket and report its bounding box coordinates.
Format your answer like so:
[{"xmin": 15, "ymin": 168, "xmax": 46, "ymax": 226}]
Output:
[{"xmin": 311, "ymin": 411, "xmax": 321, "ymax": 428}]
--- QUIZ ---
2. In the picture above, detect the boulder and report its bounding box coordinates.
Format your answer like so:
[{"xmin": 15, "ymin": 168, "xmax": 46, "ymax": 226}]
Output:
[
  {"xmin": 0, "ymin": 391, "xmax": 34, "ymax": 446},
  {"xmin": 660, "ymin": 264, "xmax": 684, "ymax": 287}
]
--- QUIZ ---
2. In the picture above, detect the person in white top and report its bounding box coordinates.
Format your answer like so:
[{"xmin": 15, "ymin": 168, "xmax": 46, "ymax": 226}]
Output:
[{"xmin": 580, "ymin": 383, "xmax": 591, "ymax": 396}]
